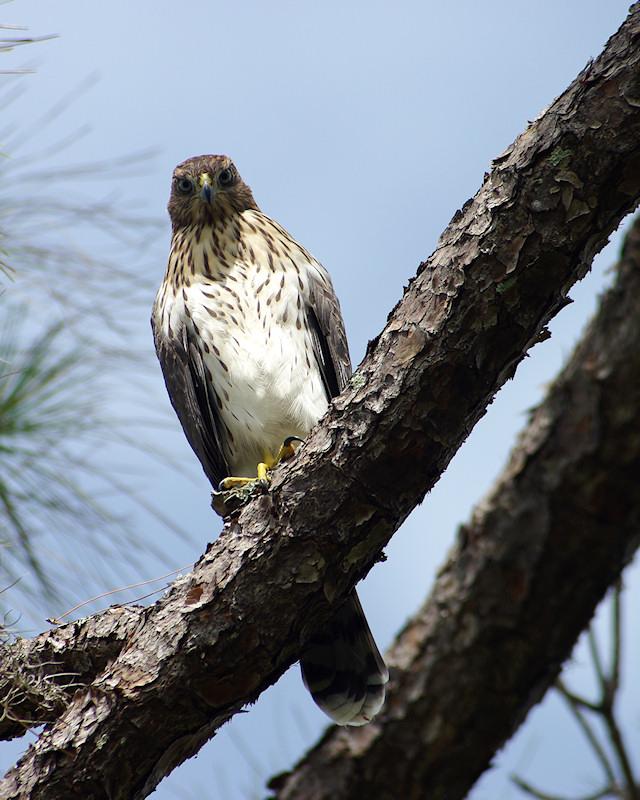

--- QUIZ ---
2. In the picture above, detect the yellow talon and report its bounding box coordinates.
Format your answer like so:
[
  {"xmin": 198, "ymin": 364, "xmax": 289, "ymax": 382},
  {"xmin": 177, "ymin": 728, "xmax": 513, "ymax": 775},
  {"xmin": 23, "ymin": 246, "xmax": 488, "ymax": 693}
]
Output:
[
  {"xmin": 218, "ymin": 475, "xmax": 255, "ymax": 490},
  {"xmin": 275, "ymin": 436, "xmax": 304, "ymax": 465},
  {"xmin": 218, "ymin": 461, "xmax": 270, "ymax": 491},
  {"xmin": 214, "ymin": 438, "xmax": 304, "ymax": 509}
]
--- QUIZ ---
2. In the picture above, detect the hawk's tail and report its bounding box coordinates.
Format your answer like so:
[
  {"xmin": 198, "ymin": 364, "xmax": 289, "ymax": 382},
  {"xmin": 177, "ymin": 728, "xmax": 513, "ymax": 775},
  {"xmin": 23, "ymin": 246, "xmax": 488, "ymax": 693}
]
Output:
[{"xmin": 300, "ymin": 590, "xmax": 388, "ymax": 726}]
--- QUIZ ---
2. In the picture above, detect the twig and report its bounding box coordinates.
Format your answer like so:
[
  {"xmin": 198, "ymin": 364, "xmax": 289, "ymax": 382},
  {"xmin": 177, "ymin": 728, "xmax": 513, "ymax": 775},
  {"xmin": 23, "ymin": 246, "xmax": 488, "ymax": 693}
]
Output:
[
  {"xmin": 593, "ymin": 585, "xmax": 638, "ymax": 800},
  {"xmin": 610, "ymin": 581, "xmax": 621, "ymax": 697},
  {"xmin": 556, "ymin": 679, "xmax": 618, "ymax": 789},
  {"xmin": 47, "ymin": 566, "xmax": 191, "ymax": 625},
  {"xmin": 512, "ymin": 775, "xmax": 616, "ymax": 800},
  {"xmin": 515, "ymin": 580, "xmax": 638, "ymax": 800}
]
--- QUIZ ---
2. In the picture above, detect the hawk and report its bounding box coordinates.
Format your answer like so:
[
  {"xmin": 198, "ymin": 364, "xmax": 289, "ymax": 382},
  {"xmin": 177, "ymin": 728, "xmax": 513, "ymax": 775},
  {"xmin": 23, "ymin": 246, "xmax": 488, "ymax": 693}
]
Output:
[{"xmin": 152, "ymin": 155, "xmax": 388, "ymax": 725}]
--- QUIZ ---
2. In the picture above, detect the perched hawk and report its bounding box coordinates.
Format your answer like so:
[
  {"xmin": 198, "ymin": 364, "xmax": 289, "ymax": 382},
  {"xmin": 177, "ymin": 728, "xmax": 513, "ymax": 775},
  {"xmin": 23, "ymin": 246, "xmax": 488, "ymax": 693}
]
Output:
[{"xmin": 152, "ymin": 155, "xmax": 388, "ymax": 725}]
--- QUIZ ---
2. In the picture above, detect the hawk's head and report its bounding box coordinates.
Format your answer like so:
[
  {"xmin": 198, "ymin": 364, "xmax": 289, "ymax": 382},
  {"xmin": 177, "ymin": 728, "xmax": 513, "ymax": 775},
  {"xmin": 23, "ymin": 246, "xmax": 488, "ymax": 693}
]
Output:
[{"xmin": 168, "ymin": 155, "xmax": 258, "ymax": 229}]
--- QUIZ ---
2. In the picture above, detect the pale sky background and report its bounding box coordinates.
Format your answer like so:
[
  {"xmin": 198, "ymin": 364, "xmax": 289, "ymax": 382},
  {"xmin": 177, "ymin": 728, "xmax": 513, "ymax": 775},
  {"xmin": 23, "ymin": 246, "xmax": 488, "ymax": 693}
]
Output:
[{"xmin": 1, "ymin": 2, "xmax": 639, "ymax": 799}]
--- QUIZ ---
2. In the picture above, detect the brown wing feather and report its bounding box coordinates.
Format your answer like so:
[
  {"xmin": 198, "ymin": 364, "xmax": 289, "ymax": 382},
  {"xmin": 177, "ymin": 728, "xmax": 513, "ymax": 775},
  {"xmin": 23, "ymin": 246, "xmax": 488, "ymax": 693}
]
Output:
[
  {"xmin": 151, "ymin": 315, "xmax": 229, "ymax": 488},
  {"xmin": 303, "ymin": 274, "xmax": 389, "ymax": 725},
  {"xmin": 306, "ymin": 277, "xmax": 352, "ymax": 400}
]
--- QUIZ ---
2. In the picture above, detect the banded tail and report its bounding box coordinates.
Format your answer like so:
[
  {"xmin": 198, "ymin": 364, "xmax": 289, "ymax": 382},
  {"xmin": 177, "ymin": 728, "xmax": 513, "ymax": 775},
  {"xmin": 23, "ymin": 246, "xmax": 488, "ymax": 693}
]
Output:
[{"xmin": 301, "ymin": 591, "xmax": 388, "ymax": 726}]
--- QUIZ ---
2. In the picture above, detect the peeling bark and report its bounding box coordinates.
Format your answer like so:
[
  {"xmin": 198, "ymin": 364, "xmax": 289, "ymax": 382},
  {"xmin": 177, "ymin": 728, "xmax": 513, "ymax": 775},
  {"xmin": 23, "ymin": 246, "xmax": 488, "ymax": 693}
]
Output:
[
  {"xmin": 268, "ymin": 215, "xmax": 640, "ymax": 800},
  {"xmin": 0, "ymin": 607, "xmax": 142, "ymax": 742},
  {"xmin": 2, "ymin": 5, "xmax": 640, "ymax": 798}
]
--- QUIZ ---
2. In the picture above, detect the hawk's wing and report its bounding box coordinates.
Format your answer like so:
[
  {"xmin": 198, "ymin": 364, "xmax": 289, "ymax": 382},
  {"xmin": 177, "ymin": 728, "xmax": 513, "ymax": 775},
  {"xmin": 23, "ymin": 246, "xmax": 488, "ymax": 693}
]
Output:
[
  {"xmin": 302, "ymin": 276, "xmax": 389, "ymax": 725},
  {"xmin": 152, "ymin": 315, "xmax": 229, "ymax": 488},
  {"xmin": 306, "ymin": 271, "xmax": 352, "ymax": 399}
]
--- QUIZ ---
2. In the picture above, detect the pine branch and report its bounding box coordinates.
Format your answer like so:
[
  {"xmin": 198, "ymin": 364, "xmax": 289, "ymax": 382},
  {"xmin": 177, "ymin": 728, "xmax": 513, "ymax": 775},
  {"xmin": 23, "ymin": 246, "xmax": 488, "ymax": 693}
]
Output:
[
  {"xmin": 513, "ymin": 582, "xmax": 638, "ymax": 800},
  {"xmin": 267, "ymin": 215, "xmax": 640, "ymax": 800},
  {"xmin": 0, "ymin": 606, "xmax": 141, "ymax": 742}
]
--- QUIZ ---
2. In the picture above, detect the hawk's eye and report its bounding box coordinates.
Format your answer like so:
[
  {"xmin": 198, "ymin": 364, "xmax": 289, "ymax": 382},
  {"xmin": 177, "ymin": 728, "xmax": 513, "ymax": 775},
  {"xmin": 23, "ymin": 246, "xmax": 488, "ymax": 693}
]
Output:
[
  {"xmin": 218, "ymin": 168, "xmax": 234, "ymax": 187},
  {"xmin": 175, "ymin": 177, "xmax": 194, "ymax": 194}
]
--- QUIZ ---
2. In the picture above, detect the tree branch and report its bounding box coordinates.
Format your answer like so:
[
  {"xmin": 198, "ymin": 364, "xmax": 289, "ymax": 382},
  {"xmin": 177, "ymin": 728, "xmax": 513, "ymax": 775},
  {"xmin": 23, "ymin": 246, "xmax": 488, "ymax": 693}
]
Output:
[
  {"xmin": 3, "ymin": 4, "xmax": 640, "ymax": 798},
  {"xmin": 0, "ymin": 606, "xmax": 141, "ymax": 742},
  {"xmin": 268, "ymin": 215, "xmax": 640, "ymax": 799}
]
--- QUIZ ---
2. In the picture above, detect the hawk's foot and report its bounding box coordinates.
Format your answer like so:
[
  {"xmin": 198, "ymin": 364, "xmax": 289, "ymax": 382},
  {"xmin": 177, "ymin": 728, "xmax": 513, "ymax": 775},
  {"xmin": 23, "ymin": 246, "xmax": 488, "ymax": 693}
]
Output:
[
  {"xmin": 212, "ymin": 475, "xmax": 269, "ymax": 518},
  {"xmin": 211, "ymin": 440, "xmax": 303, "ymax": 518}
]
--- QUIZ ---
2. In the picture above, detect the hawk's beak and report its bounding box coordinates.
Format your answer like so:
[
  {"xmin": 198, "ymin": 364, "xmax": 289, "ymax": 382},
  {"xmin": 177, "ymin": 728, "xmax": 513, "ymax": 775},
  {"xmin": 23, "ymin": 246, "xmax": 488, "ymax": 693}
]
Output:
[{"xmin": 199, "ymin": 173, "xmax": 214, "ymax": 204}]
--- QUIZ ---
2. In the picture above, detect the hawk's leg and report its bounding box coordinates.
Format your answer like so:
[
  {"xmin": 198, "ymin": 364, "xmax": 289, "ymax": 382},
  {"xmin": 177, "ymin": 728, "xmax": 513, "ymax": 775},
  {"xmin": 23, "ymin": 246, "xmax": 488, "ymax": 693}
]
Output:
[
  {"xmin": 218, "ymin": 462, "xmax": 269, "ymax": 490},
  {"xmin": 211, "ymin": 437, "xmax": 304, "ymax": 517},
  {"xmin": 218, "ymin": 436, "xmax": 304, "ymax": 489}
]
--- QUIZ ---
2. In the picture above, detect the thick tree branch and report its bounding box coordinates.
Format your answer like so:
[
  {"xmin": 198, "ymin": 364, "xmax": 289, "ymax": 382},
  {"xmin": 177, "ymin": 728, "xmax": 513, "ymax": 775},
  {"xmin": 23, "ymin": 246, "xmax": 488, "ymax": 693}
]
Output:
[
  {"xmin": 267, "ymin": 216, "xmax": 640, "ymax": 800},
  {"xmin": 0, "ymin": 607, "xmax": 141, "ymax": 742},
  {"xmin": 3, "ymin": 5, "xmax": 640, "ymax": 798}
]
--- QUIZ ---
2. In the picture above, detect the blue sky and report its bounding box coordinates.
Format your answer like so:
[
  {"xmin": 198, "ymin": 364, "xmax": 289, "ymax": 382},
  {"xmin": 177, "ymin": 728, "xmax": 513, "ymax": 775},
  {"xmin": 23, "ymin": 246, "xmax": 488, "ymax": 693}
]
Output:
[{"xmin": 1, "ymin": 2, "xmax": 638, "ymax": 798}]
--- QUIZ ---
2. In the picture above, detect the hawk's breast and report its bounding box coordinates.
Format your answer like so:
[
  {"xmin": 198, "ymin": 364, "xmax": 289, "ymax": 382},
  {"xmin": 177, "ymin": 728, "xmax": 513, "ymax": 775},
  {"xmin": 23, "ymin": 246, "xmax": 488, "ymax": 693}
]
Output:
[{"xmin": 167, "ymin": 254, "xmax": 328, "ymax": 477}]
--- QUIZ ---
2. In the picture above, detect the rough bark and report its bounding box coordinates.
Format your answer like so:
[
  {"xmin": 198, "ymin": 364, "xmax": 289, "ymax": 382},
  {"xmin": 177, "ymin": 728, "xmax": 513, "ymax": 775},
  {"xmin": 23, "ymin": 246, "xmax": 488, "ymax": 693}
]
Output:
[
  {"xmin": 0, "ymin": 607, "xmax": 141, "ymax": 742},
  {"xmin": 3, "ymin": 5, "xmax": 640, "ymax": 798},
  {"xmin": 268, "ymin": 216, "xmax": 640, "ymax": 800}
]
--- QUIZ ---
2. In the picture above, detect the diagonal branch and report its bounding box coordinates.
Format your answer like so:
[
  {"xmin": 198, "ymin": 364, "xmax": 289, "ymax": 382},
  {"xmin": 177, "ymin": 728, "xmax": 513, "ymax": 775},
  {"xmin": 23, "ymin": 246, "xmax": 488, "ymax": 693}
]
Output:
[
  {"xmin": 3, "ymin": 4, "xmax": 640, "ymax": 798},
  {"xmin": 0, "ymin": 606, "xmax": 142, "ymax": 742},
  {"xmin": 269, "ymin": 215, "xmax": 640, "ymax": 800}
]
